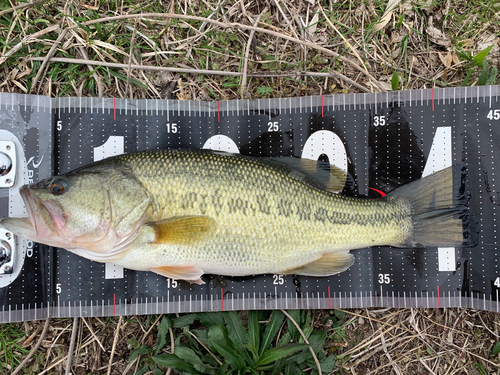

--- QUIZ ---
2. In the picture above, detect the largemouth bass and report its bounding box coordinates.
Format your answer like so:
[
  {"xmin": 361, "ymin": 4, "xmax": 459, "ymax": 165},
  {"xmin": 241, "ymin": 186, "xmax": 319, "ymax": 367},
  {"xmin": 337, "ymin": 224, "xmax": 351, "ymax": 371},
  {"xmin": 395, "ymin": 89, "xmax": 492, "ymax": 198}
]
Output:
[{"xmin": 0, "ymin": 149, "xmax": 477, "ymax": 284}]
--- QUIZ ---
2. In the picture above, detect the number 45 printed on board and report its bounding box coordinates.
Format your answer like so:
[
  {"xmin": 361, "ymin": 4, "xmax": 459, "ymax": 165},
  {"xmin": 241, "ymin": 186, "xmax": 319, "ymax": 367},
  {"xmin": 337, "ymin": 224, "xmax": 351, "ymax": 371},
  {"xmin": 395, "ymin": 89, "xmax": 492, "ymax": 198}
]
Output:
[{"xmin": 487, "ymin": 110, "xmax": 500, "ymax": 120}]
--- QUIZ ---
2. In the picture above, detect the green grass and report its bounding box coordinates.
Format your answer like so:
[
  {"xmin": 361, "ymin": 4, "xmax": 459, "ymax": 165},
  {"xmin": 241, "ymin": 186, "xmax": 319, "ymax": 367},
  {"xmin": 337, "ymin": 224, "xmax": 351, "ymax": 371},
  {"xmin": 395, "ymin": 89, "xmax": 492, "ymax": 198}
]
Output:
[
  {"xmin": 0, "ymin": 323, "xmax": 30, "ymax": 372},
  {"xmin": 126, "ymin": 310, "xmax": 345, "ymax": 375}
]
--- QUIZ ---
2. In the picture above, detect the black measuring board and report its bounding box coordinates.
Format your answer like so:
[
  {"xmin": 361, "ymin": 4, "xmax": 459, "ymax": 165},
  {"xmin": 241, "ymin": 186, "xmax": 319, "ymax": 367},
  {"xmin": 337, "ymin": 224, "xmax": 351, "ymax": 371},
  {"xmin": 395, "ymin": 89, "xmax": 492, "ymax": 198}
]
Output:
[{"xmin": 0, "ymin": 86, "xmax": 499, "ymax": 322}]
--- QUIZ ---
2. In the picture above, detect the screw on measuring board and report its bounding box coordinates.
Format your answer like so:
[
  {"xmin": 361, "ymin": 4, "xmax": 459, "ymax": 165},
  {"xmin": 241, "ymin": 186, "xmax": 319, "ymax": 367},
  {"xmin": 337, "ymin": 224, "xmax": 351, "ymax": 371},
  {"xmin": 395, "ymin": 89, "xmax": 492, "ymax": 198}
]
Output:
[
  {"xmin": 5, "ymin": 145, "xmax": 10, "ymax": 150},
  {"xmin": 5, "ymin": 233, "xmax": 11, "ymax": 240},
  {"xmin": 3, "ymin": 265, "xmax": 10, "ymax": 272},
  {"xmin": 5, "ymin": 179, "xmax": 11, "ymax": 184}
]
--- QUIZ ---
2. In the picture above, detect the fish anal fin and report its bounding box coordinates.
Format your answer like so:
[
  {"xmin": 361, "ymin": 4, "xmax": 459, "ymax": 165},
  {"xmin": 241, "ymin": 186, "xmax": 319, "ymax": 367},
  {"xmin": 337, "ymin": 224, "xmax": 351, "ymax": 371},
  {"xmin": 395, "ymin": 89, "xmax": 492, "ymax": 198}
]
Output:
[
  {"xmin": 148, "ymin": 215, "xmax": 215, "ymax": 246},
  {"xmin": 281, "ymin": 250, "xmax": 355, "ymax": 277},
  {"xmin": 150, "ymin": 265, "xmax": 205, "ymax": 285}
]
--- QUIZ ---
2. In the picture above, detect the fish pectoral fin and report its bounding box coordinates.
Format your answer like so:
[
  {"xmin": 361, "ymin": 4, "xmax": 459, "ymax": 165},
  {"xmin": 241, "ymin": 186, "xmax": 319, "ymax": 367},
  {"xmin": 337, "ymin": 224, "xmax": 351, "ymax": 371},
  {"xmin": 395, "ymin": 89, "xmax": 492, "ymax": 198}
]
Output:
[
  {"xmin": 281, "ymin": 250, "xmax": 355, "ymax": 277},
  {"xmin": 150, "ymin": 266, "xmax": 205, "ymax": 285},
  {"xmin": 147, "ymin": 215, "xmax": 215, "ymax": 246}
]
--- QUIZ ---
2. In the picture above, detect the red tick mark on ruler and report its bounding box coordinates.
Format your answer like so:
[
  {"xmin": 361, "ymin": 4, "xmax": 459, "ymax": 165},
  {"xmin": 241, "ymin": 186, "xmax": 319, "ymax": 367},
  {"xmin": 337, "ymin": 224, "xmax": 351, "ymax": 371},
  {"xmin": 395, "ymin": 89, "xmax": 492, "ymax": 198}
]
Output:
[
  {"xmin": 369, "ymin": 187, "xmax": 386, "ymax": 197},
  {"xmin": 113, "ymin": 293, "xmax": 116, "ymax": 316},
  {"xmin": 217, "ymin": 101, "xmax": 220, "ymax": 122},
  {"xmin": 221, "ymin": 288, "xmax": 224, "ymax": 311},
  {"xmin": 437, "ymin": 286, "xmax": 440, "ymax": 308},
  {"xmin": 321, "ymin": 95, "xmax": 324, "ymax": 118},
  {"xmin": 432, "ymin": 88, "xmax": 435, "ymax": 111},
  {"xmin": 328, "ymin": 286, "xmax": 331, "ymax": 309},
  {"xmin": 113, "ymin": 98, "xmax": 116, "ymax": 120}
]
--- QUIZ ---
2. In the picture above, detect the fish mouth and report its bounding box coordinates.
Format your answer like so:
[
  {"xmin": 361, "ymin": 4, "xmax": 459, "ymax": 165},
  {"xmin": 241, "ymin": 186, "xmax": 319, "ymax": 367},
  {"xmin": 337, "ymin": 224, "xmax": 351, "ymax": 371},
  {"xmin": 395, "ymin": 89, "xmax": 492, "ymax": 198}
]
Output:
[
  {"xmin": 20, "ymin": 186, "xmax": 65, "ymax": 238},
  {"xmin": 0, "ymin": 186, "xmax": 50, "ymax": 240}
]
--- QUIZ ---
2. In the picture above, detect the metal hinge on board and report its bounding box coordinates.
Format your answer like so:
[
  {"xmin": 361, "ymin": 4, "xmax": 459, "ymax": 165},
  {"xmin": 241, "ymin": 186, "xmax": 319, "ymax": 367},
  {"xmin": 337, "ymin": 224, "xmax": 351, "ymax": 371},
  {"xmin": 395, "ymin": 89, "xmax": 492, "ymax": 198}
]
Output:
[{"xmin": 0, "ymin": 229, "xmax": 14, "ymax": 274}]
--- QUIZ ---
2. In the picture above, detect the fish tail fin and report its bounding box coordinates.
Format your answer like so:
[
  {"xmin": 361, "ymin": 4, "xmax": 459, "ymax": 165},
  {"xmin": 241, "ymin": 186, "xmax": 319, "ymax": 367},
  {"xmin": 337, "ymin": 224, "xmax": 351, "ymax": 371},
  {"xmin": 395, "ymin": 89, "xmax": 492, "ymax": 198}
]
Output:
[{"xmin": 387, "ymin": 165, "xmax": 478, "ymax": 248}]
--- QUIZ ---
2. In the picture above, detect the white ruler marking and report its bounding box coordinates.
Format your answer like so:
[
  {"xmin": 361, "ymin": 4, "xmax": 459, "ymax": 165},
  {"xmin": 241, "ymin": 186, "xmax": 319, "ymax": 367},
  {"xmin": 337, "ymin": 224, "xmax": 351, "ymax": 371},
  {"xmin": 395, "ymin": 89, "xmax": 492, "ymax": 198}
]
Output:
[
  {"xmin": 94, "ymin": 136, "xmax": 125, "ymax": 279},
  {"xmin": 438, "ymin": 247, "xmax": 455, "ymax": 271},
  {"xmin": 301, "ymin": 130, "xmax": 348, "ymax": 177},
  {"xmin": 202, "ymin": 135, "xmax": 239, "ymax": 153},
  {"xmin": 422, "ymin": 126, "xmax": 455, "ymax": 271}
]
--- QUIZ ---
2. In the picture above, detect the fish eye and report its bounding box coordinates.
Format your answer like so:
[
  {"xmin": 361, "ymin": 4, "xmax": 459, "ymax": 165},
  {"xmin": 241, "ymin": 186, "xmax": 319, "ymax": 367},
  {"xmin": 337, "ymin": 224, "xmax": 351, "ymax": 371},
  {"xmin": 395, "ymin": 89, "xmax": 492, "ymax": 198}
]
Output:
[{"xmin": 49, "ymin": 179, "xmax": 68, "ymax": 195}]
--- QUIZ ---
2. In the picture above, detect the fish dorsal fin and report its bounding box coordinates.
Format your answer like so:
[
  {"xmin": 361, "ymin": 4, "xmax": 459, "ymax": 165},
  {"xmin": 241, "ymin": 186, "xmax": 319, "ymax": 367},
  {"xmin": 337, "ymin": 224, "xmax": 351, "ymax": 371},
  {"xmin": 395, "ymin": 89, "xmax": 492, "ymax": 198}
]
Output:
[
  {"xmin": 148, "ymin": 215, "xmax": 215, "ymax": 246},
  {"xmin": 267, "ymin": 157, "xmax": 347, "ymax": 192},
  {"xmin": 198, "ymin": 150, "xmax": 347, "ymax": 192},
  {"xmin": 281, "ymin": 250, "xmax": 355, "ymax": 277},
  {"xmin": 150, "ymin": 266, "xmax": 205, "ymax": 285}
]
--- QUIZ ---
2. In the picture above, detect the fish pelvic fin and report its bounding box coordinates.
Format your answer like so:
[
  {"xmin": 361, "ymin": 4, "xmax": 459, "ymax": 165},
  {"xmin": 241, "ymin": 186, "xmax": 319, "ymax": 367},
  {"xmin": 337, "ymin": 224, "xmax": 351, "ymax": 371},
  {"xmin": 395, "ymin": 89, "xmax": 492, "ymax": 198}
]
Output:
[
  {"xmin": 147, "ymin": 215, "xmax": 215, "ymax": 246},
  {"xmin": 388, "ymin": 165, "xmax": 478, "ymax": 248},
  {"xmin": 281, "ymin": 250, "xmax": 355, "ymax": 277},
  {"xmin": 150, "ymin": 265, "xmax": 205, "ymax": 285}
]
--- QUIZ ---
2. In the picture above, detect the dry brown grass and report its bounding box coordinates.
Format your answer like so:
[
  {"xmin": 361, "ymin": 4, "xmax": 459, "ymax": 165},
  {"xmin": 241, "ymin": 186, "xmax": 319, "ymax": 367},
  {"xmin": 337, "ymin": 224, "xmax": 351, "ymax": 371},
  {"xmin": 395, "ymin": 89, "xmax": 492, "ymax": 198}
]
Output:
[
  {"xmin": 1, "ymin": 0, "xmax": 498, "ymax": 99},
  {"xmin": 1, "ymin": 0, "xmax": 500, "ymax": 374},
  {"xmin": 9, "ymin": 308, "xmax": 500, "ymax": 374}
]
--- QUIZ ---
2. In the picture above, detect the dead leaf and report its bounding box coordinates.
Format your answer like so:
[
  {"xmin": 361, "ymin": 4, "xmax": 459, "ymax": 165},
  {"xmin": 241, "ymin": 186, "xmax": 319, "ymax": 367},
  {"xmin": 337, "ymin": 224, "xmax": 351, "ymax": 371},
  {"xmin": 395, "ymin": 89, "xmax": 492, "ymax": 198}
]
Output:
[
  {"xmin": 308, "ymin": 13, "xmax": 319, "ymax": 34},
  {"xmin": 368, "ymin": 80, "xmax": 391, "ymax": 91},
  {"xmin": 373, "ymin": 0, "xmax": 402, "ymax": 32},
  {"xmin": 438, "ymin": 52, "xmax": 453, "ymax": 68},
  {"xmin": 426, "ymin": 25, "xmax": 451, "ymax": 47},
  {"xmin": 477, "ymin": 34, "xmax": 500, "ymax": 53},
  {"xmin": 390, "ymin": 29, "xmax": 407, "ymax": 44}
]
